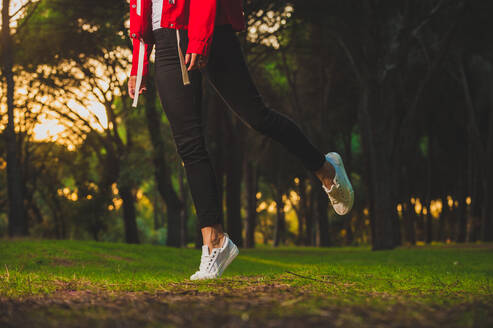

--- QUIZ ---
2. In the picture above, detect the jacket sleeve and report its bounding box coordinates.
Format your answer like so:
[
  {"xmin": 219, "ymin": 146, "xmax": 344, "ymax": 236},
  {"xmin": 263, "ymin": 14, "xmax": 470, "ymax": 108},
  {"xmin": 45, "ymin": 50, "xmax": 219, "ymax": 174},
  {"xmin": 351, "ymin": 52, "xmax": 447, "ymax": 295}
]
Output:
[
  {"xmin": 130, "ymin": 37, "xmax": 153, "ymax": 77},
  {"xmin": 187, "ymin": 0, "xmax": 216, "ymax": 56}
]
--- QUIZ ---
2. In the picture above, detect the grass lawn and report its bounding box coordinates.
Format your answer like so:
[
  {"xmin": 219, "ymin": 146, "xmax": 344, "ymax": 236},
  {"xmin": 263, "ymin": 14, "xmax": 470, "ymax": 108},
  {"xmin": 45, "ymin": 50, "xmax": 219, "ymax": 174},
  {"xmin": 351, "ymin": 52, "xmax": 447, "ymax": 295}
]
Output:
[{"xmin": 1, "ymin": 240, "xmax": 492, "ymax": 327}]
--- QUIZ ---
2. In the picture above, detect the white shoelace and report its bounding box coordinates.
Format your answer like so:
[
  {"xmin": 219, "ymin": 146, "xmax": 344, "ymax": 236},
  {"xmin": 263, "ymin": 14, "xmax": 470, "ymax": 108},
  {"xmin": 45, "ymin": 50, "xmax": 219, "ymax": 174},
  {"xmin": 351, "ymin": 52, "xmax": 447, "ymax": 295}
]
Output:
[
  {"xmin": 324, "ymin": 175, "xmax": 350, "ymax": 205},
  {"xmin": 196, "ymin": 249, "xmax": 219, "ymax": 275}
]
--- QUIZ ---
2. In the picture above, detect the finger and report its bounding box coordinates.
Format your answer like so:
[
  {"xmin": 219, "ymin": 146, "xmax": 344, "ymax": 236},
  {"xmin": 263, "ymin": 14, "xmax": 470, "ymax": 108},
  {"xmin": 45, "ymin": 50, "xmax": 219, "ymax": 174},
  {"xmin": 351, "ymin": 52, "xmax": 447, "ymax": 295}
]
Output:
[
  {"xmin": 188, "ymin": 54, "xmax": 197, "ymax": 71},
  {"xmin": 185, "ymin": 54, "xmax": 190, "ymax": 65},
  {"xmin": 128, "ymin": 78, "xmax": 135, "ymax": 99},
  {"xmin": 187, "ymin": 54, "xmax": 195, "ymax": 71}
]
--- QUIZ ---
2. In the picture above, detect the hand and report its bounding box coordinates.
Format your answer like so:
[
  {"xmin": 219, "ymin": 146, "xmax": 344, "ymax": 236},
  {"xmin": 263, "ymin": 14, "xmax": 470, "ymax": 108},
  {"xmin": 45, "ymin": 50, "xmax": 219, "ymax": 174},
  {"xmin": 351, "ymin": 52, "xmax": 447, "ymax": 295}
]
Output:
[
  {"xmin": 128, "ymin": 75, "xmax": 147, "ymax": 99},
  {"xmin": 185, "ymin": 53, "xmax": 208, "ymax": 71}
]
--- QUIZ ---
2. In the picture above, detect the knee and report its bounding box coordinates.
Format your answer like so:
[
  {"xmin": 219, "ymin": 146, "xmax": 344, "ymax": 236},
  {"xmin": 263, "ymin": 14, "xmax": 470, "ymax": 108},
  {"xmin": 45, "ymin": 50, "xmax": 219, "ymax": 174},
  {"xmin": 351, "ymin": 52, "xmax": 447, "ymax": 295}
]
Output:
[
  {"xmin": 248, "ymin": 106, "xmax": 287, "ymax": 135},
  {"xmin": 175, "ymin": 134, "xmax": 209, "ymax": 166}
]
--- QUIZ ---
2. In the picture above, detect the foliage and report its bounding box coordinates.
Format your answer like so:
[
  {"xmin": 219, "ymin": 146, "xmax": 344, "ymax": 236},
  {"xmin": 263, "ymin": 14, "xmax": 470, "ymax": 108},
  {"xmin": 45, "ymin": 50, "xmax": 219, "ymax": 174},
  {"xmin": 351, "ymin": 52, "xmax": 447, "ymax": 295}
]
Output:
[{"xmin": 1, "ymin": 0, "xmax": 492, "ymax": 248}]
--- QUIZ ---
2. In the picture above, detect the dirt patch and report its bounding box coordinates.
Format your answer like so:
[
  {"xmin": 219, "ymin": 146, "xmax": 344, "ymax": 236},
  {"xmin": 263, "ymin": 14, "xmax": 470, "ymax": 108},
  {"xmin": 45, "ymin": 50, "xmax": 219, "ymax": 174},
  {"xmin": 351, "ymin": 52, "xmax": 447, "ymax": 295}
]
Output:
[
  {"xmin": 50, "ymin": 258, "xmax": 74, "ymax": 267},
  {"xmin": 1, "ymin": 287, "xmax": 492, "ymax": 328}
]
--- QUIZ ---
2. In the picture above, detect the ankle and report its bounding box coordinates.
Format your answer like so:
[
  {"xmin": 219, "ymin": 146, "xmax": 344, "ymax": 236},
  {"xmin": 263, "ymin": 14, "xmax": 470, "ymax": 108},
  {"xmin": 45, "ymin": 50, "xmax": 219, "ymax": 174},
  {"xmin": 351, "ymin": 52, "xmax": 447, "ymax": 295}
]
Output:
[
  {"xmin": 315, "ymin": 161, "xmax": 335, "ymax": 187},
  {"xmin": 202, "ymin": 224, "xmax": 225, "ymax": 252},
  {"xmin": 209, "ymin": 233, "xmax": 225, "ymax": 250}
]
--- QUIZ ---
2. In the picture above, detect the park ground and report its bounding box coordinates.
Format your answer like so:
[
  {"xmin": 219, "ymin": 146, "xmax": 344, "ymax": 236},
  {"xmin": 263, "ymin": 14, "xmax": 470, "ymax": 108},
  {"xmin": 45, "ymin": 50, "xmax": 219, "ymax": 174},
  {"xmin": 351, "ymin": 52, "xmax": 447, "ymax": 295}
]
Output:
[{"xmin": 0, "ymin": 240, "xmax": 492, "ymax": 327}]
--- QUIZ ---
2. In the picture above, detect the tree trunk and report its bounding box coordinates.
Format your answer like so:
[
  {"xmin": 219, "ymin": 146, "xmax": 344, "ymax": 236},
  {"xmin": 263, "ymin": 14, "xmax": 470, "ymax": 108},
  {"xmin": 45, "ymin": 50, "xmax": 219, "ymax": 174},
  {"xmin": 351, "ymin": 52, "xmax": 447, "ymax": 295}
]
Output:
[
  {"xmin": 404, "ymin": 203, "xmax": 416, "ymax": 245},
  {"xmin": 244, "ymin": 161, "xmax": 257, "ymax": 248},
  {"xmin": 297, "ymin": 177, "xmax": 308, "ymax": 245},
  {"xmin": 153, "ymin": 185, "xmax": 161, "ymax": 231},
  {"xmin": 469, "ymin": 173, "xmax": 482, "ymax": 242},
  {"xmin": 358, "ymin": 90, "xmax": 377, "ymax": 248},
  {"xmin": 481, "ymin": 173, "xmax": 493, "ymax": 242},
  {"xmin": 316, "ymin": 184, "xmax": 330, "ymax": 247},
  {"xmin": 359, "ymin": 89, "xmax": 396, "ymax": 250},
  {"xmin": 2, "ymin": 0, "xmax": 27, "ymax": 237},
  {"xmin": 425, "ymin": 133, "xmax": 433, "ymax": 244},
  {"xmin": 117, "ymin": 123, "xmax": 139, "ymax": 244},
  {"xmin": 144, "ymin": 73, "xmax": 183, "ymax": 247},
  {"xmin": 178, "ymin": 165, "xmax": 189, "ymax": 247},
  {"xmin": 273, "ymin": 184, "xmax": 285, "ymax": 247},
  {"xmin": 119, "ymin": 185, "xmax": 139, "ymax": 244},
  {"xmin": 392, "ymin": 203, "xmax": 402, "ymax": 247},
  {"xmin": 425, "ymin": 202, "xmax": 433, "ymax": 244},
  {"xmin": 345, "ymin": 215, "xmax": 354, "ymax": 245},
  {"xmin": 369, "ymin": 145, "xmax": 396, "ymax": 250},
  {"xmin": 90, "ymin": 149, "xmax": 119, "ymax": 242},
  {"xmin": 342, "ymin": 131, "xmax": 354, "ymax": 246},
  {"xmin": 305, "ymin": 180, "xmax": 315, "ymax": 246},
  {"xmin": 49, "ymin": 196, "xmax": 65, "ymax": 239},
  {"xmin": 460, "ymin": 55, "xmax": 493, "ymax": 242},
  {"xmin": 457, "ymin": 170, "xmax": 467, "ymax": 243},
  {"xmin": 224, "ymin": 117, "xmax": 244, "ymax": 246},
  {"xmin": 439, "ymin": 196, "xmax": 448, "ymax": 242},
  {"xmin": 481, "ymin": 85, "xmax": 493, "ymax": 241}
]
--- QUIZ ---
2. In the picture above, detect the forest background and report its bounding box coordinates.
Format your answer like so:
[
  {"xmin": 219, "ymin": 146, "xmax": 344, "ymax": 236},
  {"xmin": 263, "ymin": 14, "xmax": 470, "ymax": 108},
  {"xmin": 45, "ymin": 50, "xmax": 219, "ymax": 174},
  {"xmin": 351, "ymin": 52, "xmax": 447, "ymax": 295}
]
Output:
[{"xmin": 1, "ymin": 0, "xmax": 492, "ymax": 251}]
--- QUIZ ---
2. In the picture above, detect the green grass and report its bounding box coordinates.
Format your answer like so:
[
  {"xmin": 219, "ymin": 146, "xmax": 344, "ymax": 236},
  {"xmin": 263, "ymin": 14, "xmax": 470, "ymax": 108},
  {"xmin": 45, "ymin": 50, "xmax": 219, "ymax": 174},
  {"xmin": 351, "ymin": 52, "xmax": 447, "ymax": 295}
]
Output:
[
  {"xmin": 1, "ymin": 240, "xmax": 492, "ymax": 327},
  {"xmin": 1, "ymin": 239, "xmax": 492, "ymax": 303}
]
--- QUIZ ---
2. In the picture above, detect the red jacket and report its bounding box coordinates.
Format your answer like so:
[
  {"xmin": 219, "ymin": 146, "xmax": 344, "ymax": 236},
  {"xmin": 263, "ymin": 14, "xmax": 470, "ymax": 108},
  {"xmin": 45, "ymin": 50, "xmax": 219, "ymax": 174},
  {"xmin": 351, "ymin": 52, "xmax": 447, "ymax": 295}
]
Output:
[{"xmin": 129, "ymin": 0, "xmax": 246, "ymax": 77}]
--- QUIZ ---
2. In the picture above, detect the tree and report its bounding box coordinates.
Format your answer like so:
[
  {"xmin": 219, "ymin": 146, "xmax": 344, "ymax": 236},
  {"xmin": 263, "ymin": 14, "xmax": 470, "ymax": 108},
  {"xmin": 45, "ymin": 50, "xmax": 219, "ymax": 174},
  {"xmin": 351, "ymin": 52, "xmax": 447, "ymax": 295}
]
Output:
[
  {"xmin": 293, "ymin": 0, "xmax": 466, "ymax": 250},
  {"xmin": 16, "ymin": 0, "xmax": 143, "ymax": 243},
  {"xmin": 1, "ymin": 0, "xmax": 32, "ymax": 236},
  {"xmin": 454, "ymin": 1, "xmax": 493, "ymax": 242}
]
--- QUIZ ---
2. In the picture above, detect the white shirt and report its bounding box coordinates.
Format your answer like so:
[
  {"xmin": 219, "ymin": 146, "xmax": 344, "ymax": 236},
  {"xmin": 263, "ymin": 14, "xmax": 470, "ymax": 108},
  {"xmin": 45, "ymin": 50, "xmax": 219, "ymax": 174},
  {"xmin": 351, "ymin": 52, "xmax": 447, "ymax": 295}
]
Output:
[{"xmin": 152, "ymin": 0, "xmax": 163, "ymax": 31}]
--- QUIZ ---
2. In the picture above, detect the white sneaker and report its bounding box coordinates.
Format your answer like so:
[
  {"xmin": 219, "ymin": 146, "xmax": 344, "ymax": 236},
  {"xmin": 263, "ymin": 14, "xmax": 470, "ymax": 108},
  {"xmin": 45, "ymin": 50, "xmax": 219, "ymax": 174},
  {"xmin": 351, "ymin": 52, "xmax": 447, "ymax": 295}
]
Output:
[
  {"xmin": 190, "ymin": 233, "xmax": 239, "ymax": 280},
  {"xmin": 322, "ymin": 152, "xmax": 354, "ymax": 215}
]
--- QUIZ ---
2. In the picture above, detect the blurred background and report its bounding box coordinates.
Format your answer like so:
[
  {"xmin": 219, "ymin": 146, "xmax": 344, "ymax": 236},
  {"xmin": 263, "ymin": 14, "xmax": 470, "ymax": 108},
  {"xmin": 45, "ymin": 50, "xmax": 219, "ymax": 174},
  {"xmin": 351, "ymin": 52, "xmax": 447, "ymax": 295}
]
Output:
[{"xmin": 1, "ymin": 0, "xmax": 492, "ymax": 250}]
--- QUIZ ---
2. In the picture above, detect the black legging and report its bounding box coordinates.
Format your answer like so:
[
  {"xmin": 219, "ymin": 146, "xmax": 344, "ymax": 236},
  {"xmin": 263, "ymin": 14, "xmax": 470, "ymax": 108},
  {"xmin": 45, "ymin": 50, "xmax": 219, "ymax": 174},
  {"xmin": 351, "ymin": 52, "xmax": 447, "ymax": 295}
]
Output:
[{"xmin": 153, "ymin": 26, "xmax": 325, "ymax": 229}]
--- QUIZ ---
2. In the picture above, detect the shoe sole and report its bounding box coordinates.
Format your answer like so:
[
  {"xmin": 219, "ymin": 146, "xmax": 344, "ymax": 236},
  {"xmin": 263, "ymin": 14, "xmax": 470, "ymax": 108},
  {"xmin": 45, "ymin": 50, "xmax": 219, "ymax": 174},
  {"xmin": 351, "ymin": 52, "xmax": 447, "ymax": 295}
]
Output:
[
  {"xmin": 217, "ymin": 244, "xmax": 239, "ymax": 278},
  {"xmin": 326, "ymin": 152, "xmax": 354, "ymax": 215}
]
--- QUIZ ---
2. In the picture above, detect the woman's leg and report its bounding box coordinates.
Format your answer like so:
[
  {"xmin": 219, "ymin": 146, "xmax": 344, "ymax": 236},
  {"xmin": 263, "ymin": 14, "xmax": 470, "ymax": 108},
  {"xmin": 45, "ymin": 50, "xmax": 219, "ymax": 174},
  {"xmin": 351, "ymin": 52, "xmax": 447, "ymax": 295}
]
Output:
[
  {"xmin": 205, "ymin": 25, "xmax": 328, "ymax": 174},
  {"xmin": 154, "ymin": 28, "xmax": 225, "ymax": 250},
  {"xmin": 204, "ymin": 25, "xmax": 353, "ymax": 220}
]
